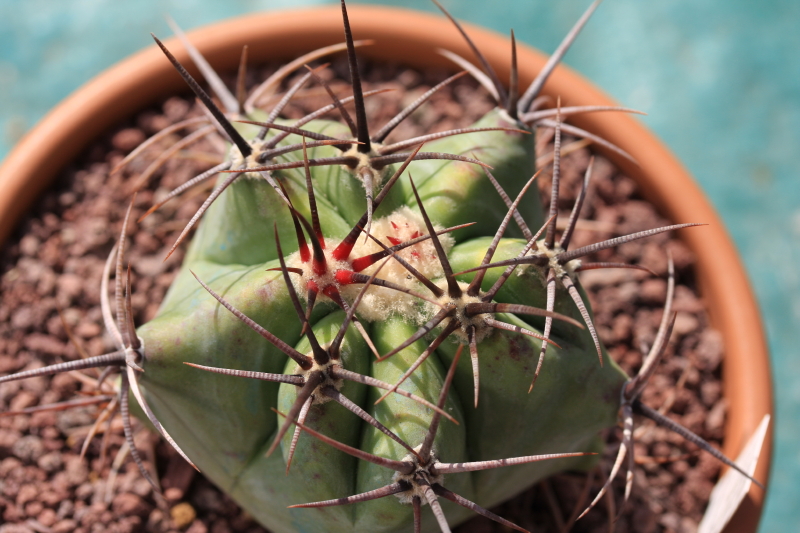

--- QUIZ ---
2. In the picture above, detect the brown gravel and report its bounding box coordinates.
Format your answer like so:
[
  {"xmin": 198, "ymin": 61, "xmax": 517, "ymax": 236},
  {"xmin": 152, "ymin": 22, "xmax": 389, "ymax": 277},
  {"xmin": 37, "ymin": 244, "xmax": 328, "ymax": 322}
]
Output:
[{"xmin": 0, "ymin": 56, "xmax": 721, "ymax": 533}]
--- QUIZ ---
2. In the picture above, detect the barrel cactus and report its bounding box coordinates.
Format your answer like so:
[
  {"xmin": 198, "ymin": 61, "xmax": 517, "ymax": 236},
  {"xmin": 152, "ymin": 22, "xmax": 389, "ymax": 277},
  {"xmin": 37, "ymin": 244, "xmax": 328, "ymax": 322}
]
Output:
[{"xmin": 0, "ymin": 1, "xmax": 760, "ymax": 532}]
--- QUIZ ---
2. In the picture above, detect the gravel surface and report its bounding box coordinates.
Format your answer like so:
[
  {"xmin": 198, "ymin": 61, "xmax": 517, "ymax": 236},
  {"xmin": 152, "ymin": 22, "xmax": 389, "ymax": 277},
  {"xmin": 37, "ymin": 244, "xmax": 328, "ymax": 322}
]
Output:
[{"xmin": 0, "ymin": 57, "xmax": 722, "ymax": 533}]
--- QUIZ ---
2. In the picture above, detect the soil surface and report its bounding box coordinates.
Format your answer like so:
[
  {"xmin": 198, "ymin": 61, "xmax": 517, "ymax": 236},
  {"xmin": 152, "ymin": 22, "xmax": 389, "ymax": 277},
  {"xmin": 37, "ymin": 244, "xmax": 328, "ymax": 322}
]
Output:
[{"xmin": 0, "ymin": 56, "xmax": 722, "ymax": 533}]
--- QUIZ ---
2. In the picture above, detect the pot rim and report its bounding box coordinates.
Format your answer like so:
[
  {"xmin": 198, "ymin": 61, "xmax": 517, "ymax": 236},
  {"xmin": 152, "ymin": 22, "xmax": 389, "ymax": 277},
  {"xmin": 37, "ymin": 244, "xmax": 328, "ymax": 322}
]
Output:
[{"xmin": 0, "ymin": 5, "xmax": 772, "ymax": 531}]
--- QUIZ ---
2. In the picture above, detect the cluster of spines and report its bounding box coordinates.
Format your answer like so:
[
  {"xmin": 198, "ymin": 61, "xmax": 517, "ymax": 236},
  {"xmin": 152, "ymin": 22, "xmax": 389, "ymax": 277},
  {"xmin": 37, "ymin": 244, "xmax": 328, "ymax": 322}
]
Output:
[{"xmin": 0, "ymin": 1, "xmax": 762, "ymax": 531}]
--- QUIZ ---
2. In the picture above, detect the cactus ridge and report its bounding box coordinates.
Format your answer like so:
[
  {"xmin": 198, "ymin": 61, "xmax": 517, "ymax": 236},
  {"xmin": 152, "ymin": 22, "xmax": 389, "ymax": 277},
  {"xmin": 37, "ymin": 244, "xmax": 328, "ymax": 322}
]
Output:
[
  {"xmin": 0, "ymin": 1, "xmax": 765, "ymax": 531},
  {"xmin": 277, "ymin": 344, "xmax": 595, "ymax": 533}
]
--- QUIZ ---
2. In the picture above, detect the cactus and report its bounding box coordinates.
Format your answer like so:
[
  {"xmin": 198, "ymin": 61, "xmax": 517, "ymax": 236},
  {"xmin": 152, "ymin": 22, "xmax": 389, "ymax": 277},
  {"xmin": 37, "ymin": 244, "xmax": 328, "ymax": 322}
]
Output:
[{"xmin": 0, "ymin": 1, "xmax": 763, "ymax": 532}]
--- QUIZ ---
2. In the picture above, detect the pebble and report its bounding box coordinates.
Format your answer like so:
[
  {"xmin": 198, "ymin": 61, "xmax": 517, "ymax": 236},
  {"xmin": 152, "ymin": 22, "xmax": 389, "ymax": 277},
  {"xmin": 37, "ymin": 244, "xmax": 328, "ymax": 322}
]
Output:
[
  {"xmin": 21, "ymin": 333, "xmax": 64, "ymax": 356},
  {"xmin": 639, "ymin": 277, "xmax": 667, "ymax": 304},
  {"xmin": 24, "ymin": 500, "xmax": 43, "ymax": 518},
  {"xmin": 12, "ymin": 436, "xmax": 45, "ymax": 463},
  {"xmin": 112, "ymin": 493, "xmax": 151, "ymax": 519},
  {"xmin": 16, "ymin": 484, "xmax": 38, "ymax": 506},
  {"xmin": 64, "ymin": 456, "xmax": 89, "ymax": 487},
  {"xmin": 171, "ymin": 502, "xmax": 197, "ymax": 529},
  {"xmin": 38, "ymin": 508, "xmax": 57, "ymax": 527},
  {"xmin": 111, "ymin": 128, "xmax": 146, "ymax": 152},
  {"xmin": 19, "ymin": 235, "xmax": 40, "ymax": 257},
  {"xmin": 9, "ymin": 390, "xmax": 38, "ymax": 411},
  {"xmin": 56, "ymin": 409, "xmax": 94, "ymax": 434},
  {"xmin": 186, "ymin": 521, "xmax": 209, "ymax": 533},
  {"xmin": 56, "ymin": 273, "xmax": 84, "ymax": 302},
  {"xmin": 674, "ymin": 312, "xmax": 700, "ymax": 336},
  {"xmin": 51, "ymin": 521, "xmax": 77, "ymax": 533},
  {"xmin": 10, "ymin": 306, "xmax": 35, "ymax": 329},
  {"xmin": 56, "ymin": 500, "xmax": 73, "ymax": 519},
  {"xmin": 0, "ymin": 525, "xmax": 34, "ymax": 533}
]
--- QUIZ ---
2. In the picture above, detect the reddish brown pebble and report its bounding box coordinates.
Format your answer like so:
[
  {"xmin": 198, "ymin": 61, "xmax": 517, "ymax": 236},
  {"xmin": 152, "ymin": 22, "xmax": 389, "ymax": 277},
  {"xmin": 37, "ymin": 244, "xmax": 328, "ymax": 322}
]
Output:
[
  {"xmin": 9, "ymin": 391, "xmax": 38, "ymax": 412},
  {"xmin": 39, "ymin": 490, "xmax": 62, "ymax": 507},
  {"xmin": 164, "ymin": 487, "xmax": 183, "ymax": 502},
  {"xmin": 16, "ymin": 484, "xmax": 38, "ymax": 507},
  {"xmin": 38, "ymin": 508, "xmax": 58, "ymax": 527},
  {"xmin": 673, "ymin": 312, "xmax": 700, "ymax": 336},
  {"xmin": 112, "ymin": 493, "xmax": 151, "ymax": 519},
  {"xmin": 73, "ymin": 321, "xmax": 102, "ymax": 339},
  {"xmin": 51, "ymin": 519, "xmax": 78, "ymax": 533},
  {"xmin": 18, "ymin": 235, "xmax": 40, "ymax": 257},
  {"xmin": 49, "ymin": 373, "xmax": 77, "ymax": 396},
  {"xmin": 0, "ymin": 524, "xmax": 35, "ymax": 533},
  {"xmin": 111, "ymin": 128, "xmax": 147, "ymax": 152},
  {"xmin": 24, "ymin": 500, "xmax": 44, "ymax": 518},
  {"xmin": 185, "ymin": 520, "xmax": 209, "ymax": 533},
  {"xmin": 639, "ymin": 278, "xmax": 667, "ymax": 304}
]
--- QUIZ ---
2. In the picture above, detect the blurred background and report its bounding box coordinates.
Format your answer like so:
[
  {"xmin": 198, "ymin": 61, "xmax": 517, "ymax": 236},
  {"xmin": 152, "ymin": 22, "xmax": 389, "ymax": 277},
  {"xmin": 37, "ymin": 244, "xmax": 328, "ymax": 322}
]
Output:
[{"xmin": 1, "ymin": 0, "xmax": 798, "ymax": 531}]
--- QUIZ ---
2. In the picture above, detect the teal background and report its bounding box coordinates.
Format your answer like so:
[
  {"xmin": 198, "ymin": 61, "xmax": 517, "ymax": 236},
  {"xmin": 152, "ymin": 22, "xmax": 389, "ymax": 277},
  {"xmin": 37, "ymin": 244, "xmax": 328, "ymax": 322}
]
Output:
[{"xmin": 1, "ymin": 1, "xmax": 798, "ymax": 531}]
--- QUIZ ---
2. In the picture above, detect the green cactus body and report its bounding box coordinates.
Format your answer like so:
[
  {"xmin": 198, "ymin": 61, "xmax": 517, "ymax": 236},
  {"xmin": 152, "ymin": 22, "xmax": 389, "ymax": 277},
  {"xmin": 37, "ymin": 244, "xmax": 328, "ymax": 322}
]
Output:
[
  {"xmin": 397, "ymin": 108, "xmax": 541, "ymax": 242},
  {"xmin": 131, "ymin": 108, "xmax": 628, "ymax": 531},
  {"xmin": 185, "ymin": 117, "xmax": 403, "ymax": 267}
]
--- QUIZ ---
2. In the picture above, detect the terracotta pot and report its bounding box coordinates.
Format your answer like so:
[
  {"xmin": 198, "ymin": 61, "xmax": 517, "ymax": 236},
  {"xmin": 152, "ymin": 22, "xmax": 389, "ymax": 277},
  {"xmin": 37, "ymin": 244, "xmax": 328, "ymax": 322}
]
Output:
[{"xmin": 0, "ymin": 5, "xmax": 772, "ymax": 532}]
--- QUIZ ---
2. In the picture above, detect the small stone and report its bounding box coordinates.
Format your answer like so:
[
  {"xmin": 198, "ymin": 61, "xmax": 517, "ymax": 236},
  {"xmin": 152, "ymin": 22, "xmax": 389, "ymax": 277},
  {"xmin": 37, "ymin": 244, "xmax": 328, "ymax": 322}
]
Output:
[
  {"xmin": 170, "ymin": 502, "xmax": 197, "ymax": 529},
  {"xmin": 57, "ymin": 409, "xmax": 95, "ymax": 434},
  {"xmin": 135, "ymin": 255, "xmax": 165, "ymax": 277},
  {"xmin": 9, "ymin": 390, "xmax": 38, "ymax": 412},
  {"xmin": 111, "ymin": 128, "xmax": 146, "ymax": 152},
  {"xmin": 40, "ymin": 491, "xmax": 63, "ymax": 507},
  {"xmin": 22, "ymin": 333, "xmax": 64, "ymax": 356},
  {"xmin": 50, "ymin": 373, "xmax": 78, "ymax": 395},
  {"xmin": 74, "ymin": 321, "xmax": 101, "ymax": 339},
  {"xmin": 19, "ymin": 235, "xmax": 40, "ymax": 257},
  {"xmin": 673, "ymin": 313, "xmax": 699, "ymax": 336},
  {"xmin": 24, "ymin": 500, "xmax": 44, "ymax": 518},
  {"xmin": 75, "ymin": 482, "xmax": 94, "ymax": 501},
  {"xmin": 38, "ymin": 508, "xmax": 58, "ymax": 527},
  {"xmin": 0, "ymin": 525, "xmax": 34, "ymax": 533},
  {"xmin": 16, "ymin": 483, "xmax": 38, "ymax": 506},
  {"xmin": 680, "ymin": 516, "xmax": 698, "ymax": 533},
  {"xmin": 12, "ymin": 435, "xmax": 45, "ymax": 462},
  {"xmin": 705, "ymin": 399, "xmax": 727, "ymax": 433},
  {"xmin": 64, "ymin": 456, "xmax": 89, "ymax": 487},
  {"xmin": 639, "ymin": 278, "xmax": 667, "ymax": 304},
  {"xmin": 56, "ymin": 500, "xmax": 74, "ymax": 519},
  {"xmin": 695, "ymin": 329, "xmax": 724, "ymax": 370},
  {"xmin": 112, "ymin": 492, "xmax": 150, "ymax": 518},
  {"xmin": 700, "ymin": 381, "xmax": 721, "ymax": 406},
  {"xmin": 164, "ymin": 487, "xmax": 184, "ymax": 502},
  {"xmin": 51, "ymin": 521, "xmax": 78, "ymax": 533},
  {"xmin": 660, "ymin": 511, "xmax": 681, "ymax": 531},
  {"xmin": 185, "ymin": 521, "xmax": 208, "ymax": 533},
  {"xmin": 210, "ymin": 520, "xmax": 232, "ymax": 533},
  {"xmin": 673, "ymin": 285, "xmax": 704, "ymax": 314},
  {"xmin": 77, "ymin": 502, "xmax": 105, "ymax": 526},
  {"xmin": 0, "ymin": 457, "xmax": 23, "ymax": 476},
  {"xmin": 163, "ymin": 97, "xmax": 190, "ymax": 121},
  {"xmin": 2, "ymin": 502, "xmax": 25, "ymax": 522},
  {"xmin": 57, "ymin": 273, "xmax": 84, "ymax": 301},
  {"xmin": 10, "ymin": 306, "xmax": 35, "ymax": 329},
  {"xmin": 131, "ymin": 478, "xmax": 153, "ymax": 497}
]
